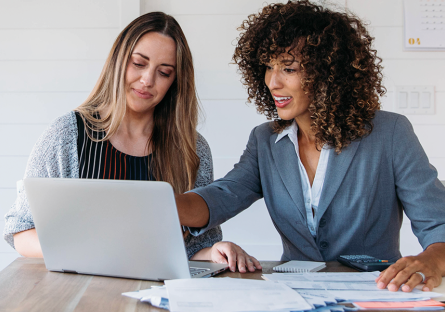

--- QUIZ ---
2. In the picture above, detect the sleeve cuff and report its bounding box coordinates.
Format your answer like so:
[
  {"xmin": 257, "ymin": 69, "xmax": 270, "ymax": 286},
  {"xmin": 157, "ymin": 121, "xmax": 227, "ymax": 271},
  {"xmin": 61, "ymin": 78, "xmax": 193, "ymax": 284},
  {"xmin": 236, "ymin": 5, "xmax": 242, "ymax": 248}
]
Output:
[{"xmin": 185, "ymin": 188, "xmax": 215, "ymax": 236}]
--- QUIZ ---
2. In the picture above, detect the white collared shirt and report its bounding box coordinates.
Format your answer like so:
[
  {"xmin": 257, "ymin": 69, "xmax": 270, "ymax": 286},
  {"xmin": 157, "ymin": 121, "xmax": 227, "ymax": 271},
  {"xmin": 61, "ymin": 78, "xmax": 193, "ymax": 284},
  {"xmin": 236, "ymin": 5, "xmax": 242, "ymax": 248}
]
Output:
[{"xmin": 275, "ymin": 121, "xmax": 330, "ymax": 238}]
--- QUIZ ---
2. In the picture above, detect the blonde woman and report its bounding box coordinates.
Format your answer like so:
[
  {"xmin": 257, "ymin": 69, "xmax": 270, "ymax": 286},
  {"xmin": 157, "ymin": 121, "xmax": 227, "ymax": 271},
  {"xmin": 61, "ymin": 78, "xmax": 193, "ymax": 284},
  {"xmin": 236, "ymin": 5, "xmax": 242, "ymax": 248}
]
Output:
[{"xmin": 4, "ymin": 12, "xmax": 259, "ymax": 273}]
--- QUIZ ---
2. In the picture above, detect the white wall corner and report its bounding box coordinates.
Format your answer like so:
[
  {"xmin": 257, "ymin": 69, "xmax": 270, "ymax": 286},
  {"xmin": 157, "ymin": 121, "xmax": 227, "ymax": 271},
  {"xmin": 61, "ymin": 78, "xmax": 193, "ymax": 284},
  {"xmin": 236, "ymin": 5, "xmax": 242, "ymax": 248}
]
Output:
[{"xmin": 120, "ymin": 0, "xmax": 142, "ymax": 30}]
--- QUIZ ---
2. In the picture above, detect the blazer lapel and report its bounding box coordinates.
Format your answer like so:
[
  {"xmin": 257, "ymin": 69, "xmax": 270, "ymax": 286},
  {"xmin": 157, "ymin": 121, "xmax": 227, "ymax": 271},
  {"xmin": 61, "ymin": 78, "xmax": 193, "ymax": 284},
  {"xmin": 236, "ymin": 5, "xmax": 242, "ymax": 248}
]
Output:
[
  {"xmin": 270, "ymin": 134, "xmax": 306, "ymax": 220},
  {"xmin": 317, "ymin": 139, "xmax": 362, "ymax": 219}
]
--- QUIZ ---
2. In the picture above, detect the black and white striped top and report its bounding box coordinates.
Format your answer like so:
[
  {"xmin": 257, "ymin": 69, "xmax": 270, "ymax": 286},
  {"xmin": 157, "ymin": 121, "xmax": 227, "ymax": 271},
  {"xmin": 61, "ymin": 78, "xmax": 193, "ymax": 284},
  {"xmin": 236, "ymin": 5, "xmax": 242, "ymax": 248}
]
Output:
[{"xmin": 75, "ymin": 112, "xmax": 154, "ymax": 180}]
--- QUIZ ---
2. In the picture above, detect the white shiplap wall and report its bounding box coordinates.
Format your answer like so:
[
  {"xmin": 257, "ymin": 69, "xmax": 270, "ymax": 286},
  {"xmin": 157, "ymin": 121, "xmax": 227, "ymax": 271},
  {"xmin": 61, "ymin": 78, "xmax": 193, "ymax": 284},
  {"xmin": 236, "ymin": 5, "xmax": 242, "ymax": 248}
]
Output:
[
  {"xmin": 0, "ymin": 0, "xmax": 442, "ymax": 269},
  {"xmin": 0, "ymin": 0, "xmax": 125, "ymax": 269}
]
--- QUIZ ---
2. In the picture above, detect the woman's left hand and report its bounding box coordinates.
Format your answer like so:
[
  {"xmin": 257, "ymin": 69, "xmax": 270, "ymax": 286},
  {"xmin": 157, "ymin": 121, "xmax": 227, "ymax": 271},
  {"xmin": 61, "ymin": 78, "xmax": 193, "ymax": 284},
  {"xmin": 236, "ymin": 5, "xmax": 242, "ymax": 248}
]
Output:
[
  {"xmin": 375, "ymin": 242, "xmax": 445, "ymax": 292},
  {"xmin": 208, "ymin": 241, "xmax": 262, "ymax": 273}
]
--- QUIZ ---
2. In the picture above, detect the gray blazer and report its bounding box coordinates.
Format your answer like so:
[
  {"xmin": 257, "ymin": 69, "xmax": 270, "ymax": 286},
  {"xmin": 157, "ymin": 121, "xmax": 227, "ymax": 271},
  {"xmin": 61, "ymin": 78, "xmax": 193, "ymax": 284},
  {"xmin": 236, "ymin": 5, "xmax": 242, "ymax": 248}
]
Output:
[{"xmin": 191, "ymin": 111, "xmax": 445, "ymax": 261}]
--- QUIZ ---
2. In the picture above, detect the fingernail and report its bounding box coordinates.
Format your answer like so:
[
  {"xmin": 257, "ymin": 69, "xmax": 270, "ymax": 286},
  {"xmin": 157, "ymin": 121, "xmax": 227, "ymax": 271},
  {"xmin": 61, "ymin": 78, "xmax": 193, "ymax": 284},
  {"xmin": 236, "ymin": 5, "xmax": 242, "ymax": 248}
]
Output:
[
  {"xmin": 388, "ymin": 284, "xmax": 398, "ymax": 292},
  {"xmin": 377, "ymin": 282, "xmax": 385, "ymax": 289},
  {"xmin": 424, "ymin": 287, "xmax": 430, "ymax": 292},
  {"xmin": 402, "ymin": 285, "xmax": 410, "ymax": 292}
]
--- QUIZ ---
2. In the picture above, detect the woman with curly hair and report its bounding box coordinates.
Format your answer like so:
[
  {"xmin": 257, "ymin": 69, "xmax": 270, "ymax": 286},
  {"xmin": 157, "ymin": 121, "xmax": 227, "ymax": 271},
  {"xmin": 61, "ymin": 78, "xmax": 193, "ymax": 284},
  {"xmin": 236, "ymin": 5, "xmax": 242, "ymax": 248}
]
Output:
[{"xmin": 176, "ymin": 0, "xmax": 445, "ymax": 290}]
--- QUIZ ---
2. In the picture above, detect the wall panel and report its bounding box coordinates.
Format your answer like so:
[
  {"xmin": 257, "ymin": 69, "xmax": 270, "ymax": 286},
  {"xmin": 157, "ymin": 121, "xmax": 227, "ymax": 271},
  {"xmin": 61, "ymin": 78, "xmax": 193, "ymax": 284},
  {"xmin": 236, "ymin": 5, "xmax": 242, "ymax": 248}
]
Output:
[
  {"xmin": 413, "ymin": 125, "xmax": 445, "ymax": 158},
  {"xmin": 213, "ymin": 157, "xmax": 241, "ymax": 180},
  {"xmin": 383, "ymin": 60, "xmax": 445, "ymax": 91},
  {"xmin": 143, "ymin": 0, "xmax": 288, "ymax": 15},
  {"xmin": 199, "ymin": 100, "xmax": 269, "ymax": 158},
  {"xmin": 0, "ymin": 0, "xmax": 120, "ymax": 29},
  {"xmin": 0, "ymin": 125, "xmax": 48, "ymax": 156},
  {"xmin": 0, "ymin": 29, "xmax": 118, "ymax": 60},
  {"xmin": 143, "ymin": 0, "xmax": 346, "ymax": 15},
  {"xmin": 347, "ymin": 0, "xmax": 403, "ymax": 27},
  {"xmin": 0, "ymin": 157, "xmax": 28, "ymax": 188},
  {"xmin": 0, "ymin": 61, "xmax": 103, "ymax": 92},
  {"xmin": 195, "ymin": 69, "xmax": 246, "ymax": 100},
  {"xmin": 0, "ymin": 92, "xmax": 88, "ymax": 124},
  {"xmin": 174, "ymin": 15, "xmax": 246, "ymax": 71}
]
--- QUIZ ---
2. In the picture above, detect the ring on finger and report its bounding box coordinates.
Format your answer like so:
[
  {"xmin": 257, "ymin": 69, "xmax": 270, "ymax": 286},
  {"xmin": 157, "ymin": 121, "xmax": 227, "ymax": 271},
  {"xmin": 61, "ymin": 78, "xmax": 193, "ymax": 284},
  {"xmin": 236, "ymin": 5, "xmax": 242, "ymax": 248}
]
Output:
[{"xmin": 415, "ymin": 271, "xmax": 426, "ymax": 283}]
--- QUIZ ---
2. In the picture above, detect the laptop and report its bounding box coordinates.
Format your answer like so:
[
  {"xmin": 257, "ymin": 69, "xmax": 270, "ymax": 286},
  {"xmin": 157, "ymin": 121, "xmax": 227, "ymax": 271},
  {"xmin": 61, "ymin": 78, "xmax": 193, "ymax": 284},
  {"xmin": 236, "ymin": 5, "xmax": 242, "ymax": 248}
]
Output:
[{"xmin": 23, "ymin": 178, "xmax": 228, "ymax": 280}]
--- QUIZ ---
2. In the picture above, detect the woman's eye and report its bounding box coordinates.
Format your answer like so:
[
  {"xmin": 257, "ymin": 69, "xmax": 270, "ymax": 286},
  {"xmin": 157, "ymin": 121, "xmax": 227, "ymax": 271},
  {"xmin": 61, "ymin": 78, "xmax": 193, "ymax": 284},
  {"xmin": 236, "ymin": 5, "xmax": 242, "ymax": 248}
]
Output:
[
  {"xmin": 284, "ymin": 68, "xmax": 296, "ymax": 73},
  {"xmin": 159, "ymin": 71, "xmax": 170, "ymax": 78},
  {"xmin": 265, "ymin": 65, "xmax": 273, "ymax": 70},
  {"xmin": 133, "ymin": 62, "xmax": 144, "ymax": 67}
]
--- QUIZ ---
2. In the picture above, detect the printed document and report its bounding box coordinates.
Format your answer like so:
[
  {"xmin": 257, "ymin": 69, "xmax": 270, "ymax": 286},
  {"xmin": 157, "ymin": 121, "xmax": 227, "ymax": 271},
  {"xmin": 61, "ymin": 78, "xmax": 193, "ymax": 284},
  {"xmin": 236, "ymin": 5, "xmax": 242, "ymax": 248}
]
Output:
[{"xmin": 164, "ymin": 278, "xmax": 312, "ymax": 312}]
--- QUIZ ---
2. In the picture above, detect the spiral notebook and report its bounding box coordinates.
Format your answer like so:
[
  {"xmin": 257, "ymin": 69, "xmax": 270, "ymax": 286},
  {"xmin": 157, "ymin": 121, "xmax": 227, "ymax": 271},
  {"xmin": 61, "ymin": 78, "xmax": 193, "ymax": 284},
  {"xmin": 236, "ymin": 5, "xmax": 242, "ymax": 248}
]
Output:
[{"xmin": 273, "ymin": 260, "xmax": 326, "ymax": 273}]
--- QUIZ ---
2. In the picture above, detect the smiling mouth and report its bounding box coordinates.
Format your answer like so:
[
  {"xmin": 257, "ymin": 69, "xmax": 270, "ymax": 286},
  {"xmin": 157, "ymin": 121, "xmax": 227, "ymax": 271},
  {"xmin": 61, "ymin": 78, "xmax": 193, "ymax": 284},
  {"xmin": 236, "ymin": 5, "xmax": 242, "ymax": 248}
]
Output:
[
  {"xmin": 132, "ymin": 89, "xmax": 153, "ymax": 99},
  {"xmin": 273, "ymin": 95, "xmax": 293, "ymax": 108}
]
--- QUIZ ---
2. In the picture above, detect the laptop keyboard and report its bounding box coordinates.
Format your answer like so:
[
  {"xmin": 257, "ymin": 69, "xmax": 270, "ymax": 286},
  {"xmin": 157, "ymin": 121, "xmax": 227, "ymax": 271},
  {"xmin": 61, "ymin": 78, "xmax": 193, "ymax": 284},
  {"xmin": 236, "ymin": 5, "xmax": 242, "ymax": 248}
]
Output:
[{"xmin": 189, "ymin": 267, "xmax": 210, "ymax": 276}]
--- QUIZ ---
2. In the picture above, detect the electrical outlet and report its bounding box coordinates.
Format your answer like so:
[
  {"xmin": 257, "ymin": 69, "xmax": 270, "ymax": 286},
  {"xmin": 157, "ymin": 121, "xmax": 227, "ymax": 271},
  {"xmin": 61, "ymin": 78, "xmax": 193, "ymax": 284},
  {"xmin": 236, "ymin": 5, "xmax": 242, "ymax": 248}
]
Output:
[{"xmin": 394, "ymin": 86, "xmax": 435, "ymax": 115}]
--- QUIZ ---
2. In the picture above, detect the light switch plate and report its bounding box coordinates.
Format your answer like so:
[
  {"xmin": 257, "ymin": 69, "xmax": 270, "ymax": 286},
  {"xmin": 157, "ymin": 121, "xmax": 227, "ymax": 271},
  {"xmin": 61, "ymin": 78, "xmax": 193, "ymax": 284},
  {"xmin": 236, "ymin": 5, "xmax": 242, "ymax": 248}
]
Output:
[{"xmin": 395, "ymin": 86, "xmax": 435, "ymax": 114}]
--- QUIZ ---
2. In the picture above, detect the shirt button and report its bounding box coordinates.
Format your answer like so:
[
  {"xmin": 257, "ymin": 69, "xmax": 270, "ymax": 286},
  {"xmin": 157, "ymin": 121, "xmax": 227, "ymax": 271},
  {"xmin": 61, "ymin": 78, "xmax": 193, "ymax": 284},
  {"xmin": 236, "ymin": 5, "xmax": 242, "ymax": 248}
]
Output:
[
  {"xmin": 319, "ymin": 218, "xmax": 326, "ymax": 228},
  {"xmin": 320, "ymin": 241, "xmax": 329, "ymax": 249},
  {"xmin": 310, "ymin": 226, "xmax": 314, "ymax": 231}
]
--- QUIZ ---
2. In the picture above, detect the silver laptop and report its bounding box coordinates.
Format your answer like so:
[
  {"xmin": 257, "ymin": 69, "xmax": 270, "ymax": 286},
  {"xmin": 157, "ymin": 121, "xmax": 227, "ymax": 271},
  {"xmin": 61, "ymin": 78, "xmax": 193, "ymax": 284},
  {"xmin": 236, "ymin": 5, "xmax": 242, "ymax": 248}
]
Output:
[{"xmin": 23, "ymin": 178, "xmax": 228, "ymax": 280}]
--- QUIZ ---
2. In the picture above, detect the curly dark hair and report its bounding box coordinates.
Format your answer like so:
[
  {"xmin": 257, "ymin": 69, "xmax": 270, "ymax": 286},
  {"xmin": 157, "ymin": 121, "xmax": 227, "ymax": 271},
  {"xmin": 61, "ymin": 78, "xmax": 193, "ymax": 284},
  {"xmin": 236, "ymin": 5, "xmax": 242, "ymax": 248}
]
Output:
[{"xmin": 233, "ymin": 0, "xmax": 386, "ymax": 153}]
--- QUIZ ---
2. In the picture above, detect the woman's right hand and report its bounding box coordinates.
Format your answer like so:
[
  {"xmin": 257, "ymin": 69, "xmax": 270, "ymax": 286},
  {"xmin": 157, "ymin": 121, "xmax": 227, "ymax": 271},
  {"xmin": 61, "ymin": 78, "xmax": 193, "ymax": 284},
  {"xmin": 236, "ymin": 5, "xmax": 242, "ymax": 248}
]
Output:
[{"xmin": 208, "ymin": 241, "xmax": 262, "ymax": 273}]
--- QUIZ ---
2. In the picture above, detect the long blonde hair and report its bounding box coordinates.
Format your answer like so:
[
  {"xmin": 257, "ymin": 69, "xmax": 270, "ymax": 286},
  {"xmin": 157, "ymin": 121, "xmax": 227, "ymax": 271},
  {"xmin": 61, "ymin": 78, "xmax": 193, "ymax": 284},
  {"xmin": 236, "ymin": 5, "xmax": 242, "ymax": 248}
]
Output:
[{"xmin": 76, "ymin": 12, "xmax": 200, "ymax": 193}]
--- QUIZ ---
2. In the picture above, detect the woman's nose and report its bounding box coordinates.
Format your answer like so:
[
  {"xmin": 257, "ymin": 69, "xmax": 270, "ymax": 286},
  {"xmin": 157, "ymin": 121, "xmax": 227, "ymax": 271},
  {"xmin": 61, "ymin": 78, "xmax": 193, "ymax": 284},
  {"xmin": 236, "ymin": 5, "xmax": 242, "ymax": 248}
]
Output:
[
  {"xmin": 140, "ymin": 69, "xmax": 155, "ymax": 87},
  {"xmin": 266, "ymin": 68, "xmax": 282, "ymax": 90}
]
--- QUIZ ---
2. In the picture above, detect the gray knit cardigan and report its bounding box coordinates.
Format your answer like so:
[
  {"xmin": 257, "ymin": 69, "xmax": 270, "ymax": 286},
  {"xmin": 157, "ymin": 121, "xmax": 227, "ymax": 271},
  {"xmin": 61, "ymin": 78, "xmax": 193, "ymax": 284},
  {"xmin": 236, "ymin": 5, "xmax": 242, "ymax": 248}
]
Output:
[{"xmin": 3, "ymin": 111, "xmax": 222, "ymax": 259}]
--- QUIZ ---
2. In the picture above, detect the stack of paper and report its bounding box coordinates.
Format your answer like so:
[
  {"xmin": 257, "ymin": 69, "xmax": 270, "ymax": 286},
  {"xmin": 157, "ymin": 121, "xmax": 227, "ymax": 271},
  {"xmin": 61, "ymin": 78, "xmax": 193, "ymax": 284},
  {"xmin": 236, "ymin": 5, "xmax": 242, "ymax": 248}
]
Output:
[
  {"xmin": 261, "ymin": 272, "xmax": 444, "ymax": 310},
  {"xmin": 165, "ymin": 278, "xmax": 312, "ymax": 312},
  {"xmin": 123, "ymin": 278, "xmax": 353, "ymax": 312},
  {"xmin": 123, "ymin": 274, "xmax": 445, "ymax": 311}
]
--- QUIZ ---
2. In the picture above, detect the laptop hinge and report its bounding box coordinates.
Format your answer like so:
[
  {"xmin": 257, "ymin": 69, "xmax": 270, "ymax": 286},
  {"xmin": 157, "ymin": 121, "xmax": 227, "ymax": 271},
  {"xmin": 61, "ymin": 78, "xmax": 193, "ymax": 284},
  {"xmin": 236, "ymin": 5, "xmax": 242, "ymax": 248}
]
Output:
[{"xmin": 62, "ymin": 269, "xmax": 78, "ymax": 274}]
